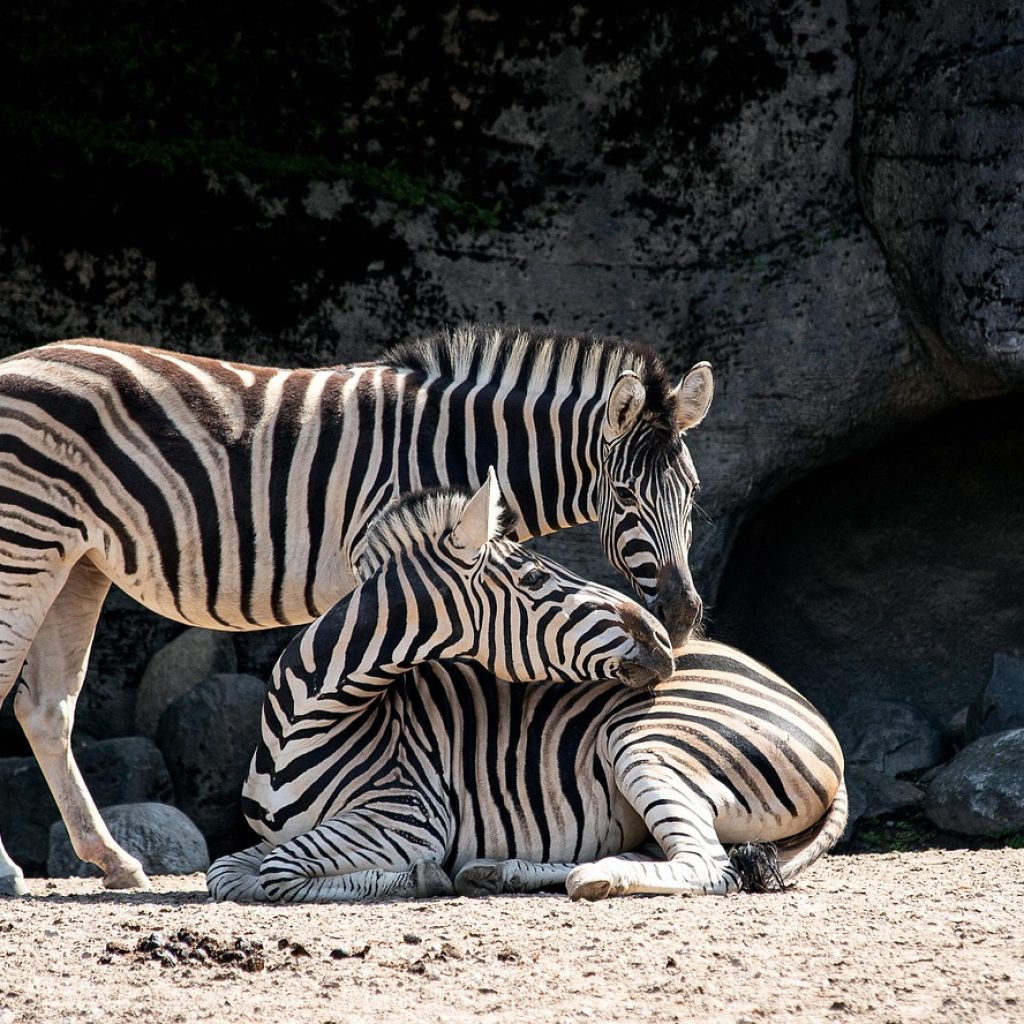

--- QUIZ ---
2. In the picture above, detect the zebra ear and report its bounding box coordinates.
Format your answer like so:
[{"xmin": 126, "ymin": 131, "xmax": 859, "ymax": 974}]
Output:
[
  {"xmin": 604, "ymin": 371, "xmax": 647, "ymax": 441},
  {"xmin": 451, "ymin": 467, "xmax": 503, "ymax": 553},
  {"xmin": 671, "ymin": 362, "xmax": 714, "ymax": 433}
]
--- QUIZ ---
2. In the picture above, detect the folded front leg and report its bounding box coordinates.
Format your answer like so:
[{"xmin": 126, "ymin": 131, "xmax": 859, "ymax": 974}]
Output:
[
  {"xmin": 454, "ymin": 858, "xmax": 576, "ymax": 896},
  {"xmin": 454, "ymin": 843, "xmax": 665, "ymax": 897},
  {"xmin": 567, "ymin": 765, "xmax": 740, "ymax": 900},
  {"xmin": 207, "ymin": 842, "xmax": 272, "ymax": 903},
  {"xmin": 255, "ymin": 809, "xmax": 450, "ymax": 904},
  {"xmin": 264, "ymin": 861, "xmax": 454, "ymax": 903},
  {"xmin": 566, "ymin": 848, "xmax": 738, "ymax": 900}
]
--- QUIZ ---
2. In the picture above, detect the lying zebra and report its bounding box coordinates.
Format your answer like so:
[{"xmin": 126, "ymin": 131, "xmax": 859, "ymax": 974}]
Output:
[{"xmin": 209, "ymin": 478, "xmax": 846, "ymax": 903}]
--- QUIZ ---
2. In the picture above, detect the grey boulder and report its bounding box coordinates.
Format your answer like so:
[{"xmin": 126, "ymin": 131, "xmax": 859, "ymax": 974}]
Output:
[
  {"xmin": 833, "ymin": 697, "xmax": 946, "ymax": 776},
  {"xmin": 234, "ymin": 624, "xmax": 302, "ymax": 681},
  {"xmin": 845, "ymin": 766, "xmax": 924, "ymax": 824},
  {"xmin": 966, "ymin": 654, "xmax": 1024, "ymax": 743},
  {"xmin": 48, "ymin": 802, "xmax": 209, "ymax": 878},
  {"xmin": 135, "ymin": 627, "xmax": 238, "ymax": 737},
  {"xmin": 74, "ymin": 588, "xmax": 184, "ymax": 740},
  {"xmin": 925, "ymin": 729, "xmax": 1024, "ymax": 837},
  {"xmin": 946, "ymin": 706, "xmax": 970, "ymax": 750},
  {"xmin": 155, "ymin": 672, "xmax": 267, "ymax": 842}
]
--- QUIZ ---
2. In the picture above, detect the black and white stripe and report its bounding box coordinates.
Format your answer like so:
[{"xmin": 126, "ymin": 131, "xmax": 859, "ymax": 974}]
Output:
[
  {"xmin": 0, "ymin": 326, "xmax": 712, "ymax": 894},
  {"xmin": 208, "ymin": 529, "xmax": 845, "ymax": 903}
]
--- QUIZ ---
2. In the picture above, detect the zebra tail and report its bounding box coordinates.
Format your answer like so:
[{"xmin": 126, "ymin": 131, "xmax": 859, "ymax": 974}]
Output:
[
  {"xmin": 775, "ymin": 778, "xmax": 849, "ymax": 884},
  {"xmin": 728, "ymin": 841, "xmax": 787, "ymax": 893},
  {"xmin": 729, "ymin": 779, "xmax": 849, "ymax": 892}
]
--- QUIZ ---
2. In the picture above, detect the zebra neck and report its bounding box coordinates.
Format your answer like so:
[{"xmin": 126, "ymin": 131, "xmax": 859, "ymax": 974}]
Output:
[
  {"xmin": 398, "ymin": 371, "xmax": 603, "ymax": 539},
  {"xmin": 275, "ymin": 561, "xmax": 462, "ymax": 717}
]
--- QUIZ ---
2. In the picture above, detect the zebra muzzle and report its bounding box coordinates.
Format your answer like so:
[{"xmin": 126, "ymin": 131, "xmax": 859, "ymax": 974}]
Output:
[
  {"xmin": 653, "ymin": 564, "xmax": 703, "ymax": 648},
  {"xmin": 614, "ymin": 643, "xmax": 675, "ymax": 689}
]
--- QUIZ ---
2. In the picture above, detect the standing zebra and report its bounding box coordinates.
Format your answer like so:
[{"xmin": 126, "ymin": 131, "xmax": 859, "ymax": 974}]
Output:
[
  {"xmin": 208, "ymin": 488, "xmax": 845, "ymax": 904},
  {"xmin": 0, "ymin": 325, "xmax": 713, "ymax": 894},
  {"xmin": 209, "ymin": 475, "xmax": 677, "ymax": 902}
]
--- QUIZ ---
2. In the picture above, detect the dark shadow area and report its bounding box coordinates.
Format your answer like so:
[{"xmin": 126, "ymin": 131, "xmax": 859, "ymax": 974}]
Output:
[
  {"xmin": 14, "ymin": 886, "xmax": 207, "ymax": 905},
  {"xmin": 836, "ymin": 807, "xmax": 1024, "ymax": 856},
  {"xmin": 712, "ymin": 393, "xmax": 1024, "ymax": 724},
  {"xmin": 0, "ymin": 1, "xmax": 793, "ymax": 350}
]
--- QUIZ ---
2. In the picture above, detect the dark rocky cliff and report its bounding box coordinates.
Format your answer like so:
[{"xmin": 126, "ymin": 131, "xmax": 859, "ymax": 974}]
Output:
[{"xmin": 1, "ymin": 1, "xmax": 1021, "ymax": 737}]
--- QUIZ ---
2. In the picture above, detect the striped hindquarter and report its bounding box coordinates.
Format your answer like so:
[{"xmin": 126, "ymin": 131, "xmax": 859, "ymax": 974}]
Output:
[
  {"xmin": 0, "ymin": 342, "xmax": 360, "ymax": 632},
  {"xmin": 208, "ymin": 640, "xmax": 845, "ymax": 903},
  {"xmin": 0, "ymin": 326, "xmax": 714, "ymax": 893},
  {"xmin": 0, "ymin": 341, "xmax": 367, "ymax": 894}
]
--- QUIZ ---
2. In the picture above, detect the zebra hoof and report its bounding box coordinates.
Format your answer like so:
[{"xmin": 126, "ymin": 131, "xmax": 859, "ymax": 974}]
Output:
[
  {"xmin": 412, "ymin": 861, "xmax": 454, "ymax": 898},
  {"xmin": 566, "ymin": 866, "xmax": 613, "ymax": 902},
  {"xmin": 568, "ymin": 878, "xmax": 612, "ymax": 902},
  {"xmin": 102, "ymin": 863, "xmax": 152, "ymax": 891},
  {"xmin": 453, "ymin": 860, "xmax": 503, "ymax": 897},
  {"xmin": 0, "ymin": 874, "xmax": 29, "ymax": 897}
]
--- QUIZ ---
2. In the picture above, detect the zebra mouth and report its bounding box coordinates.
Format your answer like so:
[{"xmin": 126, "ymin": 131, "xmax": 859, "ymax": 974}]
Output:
[{"xmin": 612, "ymin": 646, "xmax": 675, "ymax": 689}]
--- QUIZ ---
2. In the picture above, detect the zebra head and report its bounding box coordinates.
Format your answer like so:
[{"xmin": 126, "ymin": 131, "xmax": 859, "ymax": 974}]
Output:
[
  {"xmin": 597, "ymin": 361, "xmax": 714, "ymax": 651},
  {"xmin": 356, "ymin": 471, "xmax": 674, "ymax": 690},
  {"xmin": 448, "ymin": 470, "xmax": 675, "ymax": 689}
]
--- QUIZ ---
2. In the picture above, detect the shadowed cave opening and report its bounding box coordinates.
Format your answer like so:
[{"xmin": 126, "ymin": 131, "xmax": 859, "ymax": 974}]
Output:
[{"xmin": 711, "ymin": 394, "xmax": 1024, "ymax": 726}]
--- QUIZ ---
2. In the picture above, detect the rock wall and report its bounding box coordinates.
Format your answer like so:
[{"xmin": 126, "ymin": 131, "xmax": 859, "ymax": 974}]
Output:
[
  {"xmin": 1, "ymin": 2, "xmax": 1023, "ymax": 864},
  {"xmin": 4, "ymin": 3, "xmax": 1020, "ymax": 573},
  {"xmin": 855, "ymin": 0, "xmax": 1024, "ymax": 392}
]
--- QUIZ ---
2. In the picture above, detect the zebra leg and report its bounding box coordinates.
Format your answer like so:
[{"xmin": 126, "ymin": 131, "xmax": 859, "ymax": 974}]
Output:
[
  {"xmin": 0, "ymin": 836, "xmax": 28, "ymax": 897},
  {"xmin": 454, "ymin": 858, "xmax": 577, "ymax": 896},
  {"xmin": 256, "ymin": 811, "xmax": 453, "ymax": 904},
  {"xmin": 566, "ymin": 767, "xmax": 739, "ymax": 900},
  {"xmin": 566, "ymin": 849, "xmax": 738, "ymax": 901},
  {"xmin": 0, "ymin": 544, "xmax": 83, "ymax": 896},
  {"xmin": 454, "ymin": 844, "xmax": 664, "ymax": 897},
  {"xmin": 0, "ymin": 551, "xmax": 86, "ymax": 896},
  {"xmin": 258, "ymin": 861, "xmax": 453, "ymax": 904},
  {"xmin": 13, "ymin": 559, "xmax": 148, "ymax": 889},
  {"xmin": 207, "ymin": 842, "xmax": 273, "ymax": 903}
]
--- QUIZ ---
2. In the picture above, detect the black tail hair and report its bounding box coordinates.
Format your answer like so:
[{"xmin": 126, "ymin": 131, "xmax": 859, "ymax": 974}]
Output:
[{"xmin": 728, "ymin": 842, "xmax": 787, "ymax": 893}]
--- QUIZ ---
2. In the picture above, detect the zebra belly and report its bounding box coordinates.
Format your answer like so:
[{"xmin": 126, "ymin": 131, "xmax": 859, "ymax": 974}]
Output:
[
  {"xmin": 87, "ymin": 547, "xmax": 357, "ymax": 631},
  {"xmin": 408, "ymin": 667, "xmax": 649, "ymax": 871},
  {"xmin": 244, "ymin": 679, "xmax": 652, "ymax": 870},
  {"xmin": 446, "ymin": 785, "xmax": 649, "ymax": 873},
  {"xmin": 245, "ymin": 741, "xmax": 649, "ymax": 870}
]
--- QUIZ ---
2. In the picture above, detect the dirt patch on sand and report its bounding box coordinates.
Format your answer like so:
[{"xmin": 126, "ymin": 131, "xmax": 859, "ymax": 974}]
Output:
[{"xmin": 1, "ymin": 848, "xmax": 1022, "ymax": 1024}]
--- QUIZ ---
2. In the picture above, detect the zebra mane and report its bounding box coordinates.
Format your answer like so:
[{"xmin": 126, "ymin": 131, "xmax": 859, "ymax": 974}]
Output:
[
  {"xmin": 381, "ymin": 324, "xmax": 678, "ymax": 437},
  {"xmin": 352, "ymin": 487, "xmax": 519, "ymax": 579}
]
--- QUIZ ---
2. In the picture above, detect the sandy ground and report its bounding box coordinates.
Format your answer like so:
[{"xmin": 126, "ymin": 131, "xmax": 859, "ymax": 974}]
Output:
[{"xmin": 1, "ymin": 849, "xmax": 1022, "ymax": 1024}]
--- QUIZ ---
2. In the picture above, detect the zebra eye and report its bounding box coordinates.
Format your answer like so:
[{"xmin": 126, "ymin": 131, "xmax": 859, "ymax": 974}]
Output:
[
  {"xmin": 613, "ymin": 484, "xmax": 637, "ymax": 507},
  {"xmin": 521, "ymin": 567, "xmax": 550, "ymax": 590}
]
